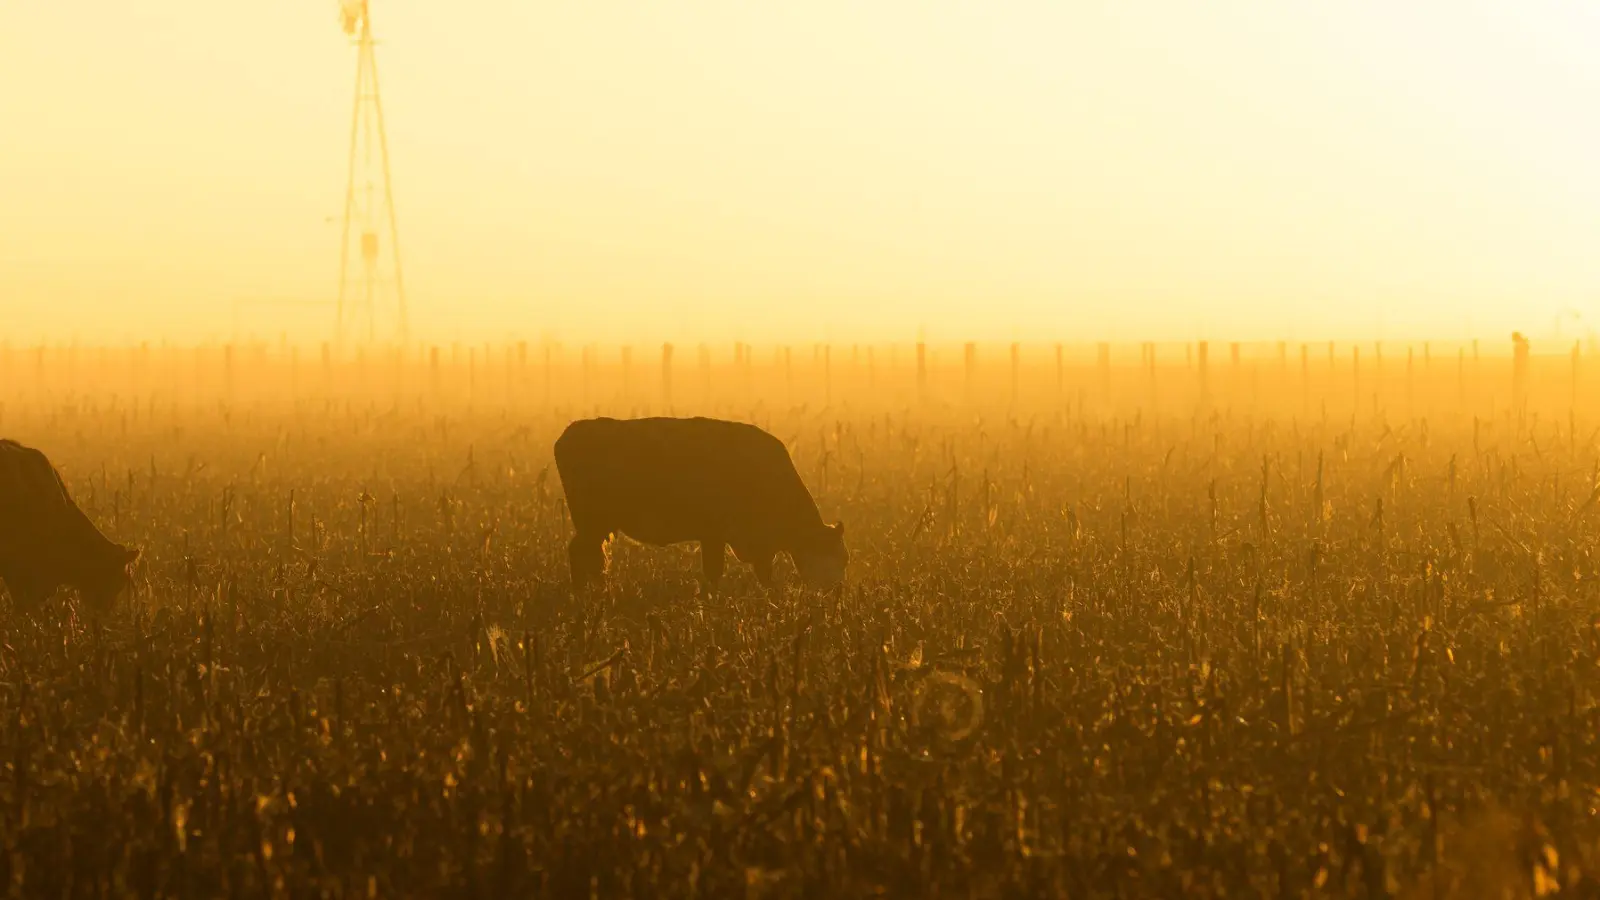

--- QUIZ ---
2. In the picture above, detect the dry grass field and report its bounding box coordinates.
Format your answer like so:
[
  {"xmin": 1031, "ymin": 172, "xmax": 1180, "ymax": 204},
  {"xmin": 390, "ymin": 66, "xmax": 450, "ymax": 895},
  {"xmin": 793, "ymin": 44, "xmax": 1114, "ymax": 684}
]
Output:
[{"xmin": 1, "ymin": 339, "xmax": 1597, "ymax": 898}]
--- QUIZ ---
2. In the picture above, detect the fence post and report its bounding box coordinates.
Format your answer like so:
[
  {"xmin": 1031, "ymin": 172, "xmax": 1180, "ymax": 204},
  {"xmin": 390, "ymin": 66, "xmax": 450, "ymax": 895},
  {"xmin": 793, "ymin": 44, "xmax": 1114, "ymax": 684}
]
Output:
[
  {"xmin": 661, "ymin": 343, "xmax": 674, "ymax": 409},
  {"xmin": 963, "ymin": 343, "xmax": 977, "ymax": 404},
  {"xmin": 1352, "ymin": 345, "xmax": 1360, "ymax": 412},
  {"xmin": 824, "ymin": 344, "xmax": 832, "ymax": 406},
  {"xmin": 621, "ymin": 345, "xmax": 633, "ymax": 405},
  {"xmin": 1010, "ymin": 342, "xmax": 1020, "ymax": 407},
  {"xmin": 1511, "ymin": 332, "xmax": 1530, "ymax": 421},
  {"xmin": 1572, "ymin": 340, "xmax": 1581, "ymax": 411},
  {"xmin": 916, "ymin": 342, "xmax": 927, "ymax": 403},
  {"xmin": 698, "ymin": 343, "xmax": 711, "ymax": 404},
  {"xmin": 1097, "ymin": 342, "xmax": 1111, "ymax": 405}
]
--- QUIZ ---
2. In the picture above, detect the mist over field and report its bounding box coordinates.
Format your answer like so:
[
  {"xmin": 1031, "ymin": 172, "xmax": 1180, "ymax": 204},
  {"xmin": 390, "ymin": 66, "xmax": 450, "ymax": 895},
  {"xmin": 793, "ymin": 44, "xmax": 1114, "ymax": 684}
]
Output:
[{"xmin": 0, "ymin": 341, "xmax": 1594, "ymax": 895}]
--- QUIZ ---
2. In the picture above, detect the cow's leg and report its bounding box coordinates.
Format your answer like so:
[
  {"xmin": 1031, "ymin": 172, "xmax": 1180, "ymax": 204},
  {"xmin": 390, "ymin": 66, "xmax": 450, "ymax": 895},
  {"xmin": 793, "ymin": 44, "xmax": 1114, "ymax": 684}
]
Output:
[
  {"xmin": 750, "ymin": 554, "xmax": 776, "ymax": 591},
  {"xmin": 700, "ymin": 539, "xmax": 726, "ymax": 591},
  {"xmin": 1, "ymin": 571, "xmax": 50, "ymax": 614},
  {"xmin": 568, "ymin": 532, "xmax": 608, "ymax": 589},
  {"xmin": 731, "ymin": 544, "xmax": 777, "ymax": 591}
]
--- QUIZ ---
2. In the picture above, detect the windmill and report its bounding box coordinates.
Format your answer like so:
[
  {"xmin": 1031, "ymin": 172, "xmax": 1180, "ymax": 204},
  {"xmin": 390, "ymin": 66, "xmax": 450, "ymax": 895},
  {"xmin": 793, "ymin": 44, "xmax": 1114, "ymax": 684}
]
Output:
[{"xmin": 335, "ymin": 0, "xmax": 408, "ymax": 347}]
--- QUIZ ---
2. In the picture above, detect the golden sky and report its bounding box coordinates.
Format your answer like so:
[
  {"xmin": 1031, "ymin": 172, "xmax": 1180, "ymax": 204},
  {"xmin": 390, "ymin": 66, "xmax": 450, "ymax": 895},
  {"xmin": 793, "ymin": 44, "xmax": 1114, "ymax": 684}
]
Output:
[{"xmin": 2, "ymin": 2, "xmax": 1598, "ymax": 347}]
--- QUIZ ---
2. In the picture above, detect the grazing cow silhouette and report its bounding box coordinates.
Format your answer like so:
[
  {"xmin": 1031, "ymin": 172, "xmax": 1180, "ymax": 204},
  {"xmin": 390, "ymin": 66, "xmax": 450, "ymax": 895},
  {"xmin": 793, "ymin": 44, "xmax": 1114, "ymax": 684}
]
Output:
[
  {"xmin": 554, "ymin": 417, "xmax": 847, "ymax": 590},
  {"xmin": 0, "ymin": 439, "xmax": 140, "ymax": 612}
]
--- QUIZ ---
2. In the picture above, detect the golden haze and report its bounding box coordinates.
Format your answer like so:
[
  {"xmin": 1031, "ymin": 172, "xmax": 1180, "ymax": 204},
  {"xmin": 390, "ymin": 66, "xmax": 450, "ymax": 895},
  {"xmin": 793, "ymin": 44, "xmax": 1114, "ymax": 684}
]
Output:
[{"xmin": 2, "ymin": 2, "xmax": 1598, "ymax": 346}]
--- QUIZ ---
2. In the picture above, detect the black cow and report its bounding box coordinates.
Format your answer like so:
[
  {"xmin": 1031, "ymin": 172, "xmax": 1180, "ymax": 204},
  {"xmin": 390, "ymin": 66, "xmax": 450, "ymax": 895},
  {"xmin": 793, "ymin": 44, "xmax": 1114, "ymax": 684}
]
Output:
[
  {"xmin": 0, "ymin": 439, "xmax": 141, "ymax": 612},
  {"xmin": 553, "ymin": 417, "xmax": 847, "ymax": 589}
]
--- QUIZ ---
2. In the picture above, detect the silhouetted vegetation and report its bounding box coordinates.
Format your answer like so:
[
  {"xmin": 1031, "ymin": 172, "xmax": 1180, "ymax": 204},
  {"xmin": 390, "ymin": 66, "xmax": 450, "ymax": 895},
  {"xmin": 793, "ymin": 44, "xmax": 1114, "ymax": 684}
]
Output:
[{"xmin": 1, "ymin": 342, "xmax": 1595, "ymax": 897}]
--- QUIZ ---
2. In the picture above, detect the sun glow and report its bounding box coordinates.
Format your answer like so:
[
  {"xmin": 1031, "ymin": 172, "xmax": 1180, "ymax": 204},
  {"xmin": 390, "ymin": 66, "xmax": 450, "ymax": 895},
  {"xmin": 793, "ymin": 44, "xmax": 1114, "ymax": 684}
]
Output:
[{"xmin": 1, "ymin": 1, "xmax": 1597, "ymax": 347}]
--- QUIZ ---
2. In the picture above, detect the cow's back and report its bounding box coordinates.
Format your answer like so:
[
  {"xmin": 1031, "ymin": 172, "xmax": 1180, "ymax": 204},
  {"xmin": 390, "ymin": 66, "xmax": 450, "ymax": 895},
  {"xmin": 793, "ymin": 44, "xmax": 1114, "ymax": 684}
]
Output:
[
  {"xmin": 0, "ymin": 439, "xmax": 112, "ymax": 574},
  {"xmin": 0, "ymin": 440, "xmax": 79, "ymax": 539},
  {"xmin": 555, "ymin": 417, "xmax": 818, "ymax": 546}
]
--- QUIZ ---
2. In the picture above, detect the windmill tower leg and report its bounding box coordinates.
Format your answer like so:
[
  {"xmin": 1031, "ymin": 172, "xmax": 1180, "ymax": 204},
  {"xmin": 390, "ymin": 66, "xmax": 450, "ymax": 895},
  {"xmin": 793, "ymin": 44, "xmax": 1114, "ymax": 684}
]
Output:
[
  {"xmin": 336, "ymin": 25, "xmax": 365, "ymax": 347},
  {"xmin": 335, "ymin": 1, "xmax": 407, "ymax": 349},
  {"xmin": 366, "ymin": 36, "xmax": 409, "ymax": 345}
]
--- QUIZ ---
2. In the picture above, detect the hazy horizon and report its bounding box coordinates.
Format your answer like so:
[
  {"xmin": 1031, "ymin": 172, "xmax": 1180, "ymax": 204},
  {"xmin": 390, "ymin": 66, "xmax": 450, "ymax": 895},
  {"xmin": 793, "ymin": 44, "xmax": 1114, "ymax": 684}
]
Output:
[{"xmin": 4, "ymin": 2, "xmax": 1599, "ymax": 346}]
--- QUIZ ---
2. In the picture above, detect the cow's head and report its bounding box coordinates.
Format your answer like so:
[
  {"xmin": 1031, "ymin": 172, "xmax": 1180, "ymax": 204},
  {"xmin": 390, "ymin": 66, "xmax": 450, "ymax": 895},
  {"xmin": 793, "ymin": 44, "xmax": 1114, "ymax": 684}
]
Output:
[
  {"xmin": 794, "ymin": 521, "xmax": 848, "ymax": 589},
  {"xmin": 80, "ymin": 545, "xmax": 141, "ymax": 611}
]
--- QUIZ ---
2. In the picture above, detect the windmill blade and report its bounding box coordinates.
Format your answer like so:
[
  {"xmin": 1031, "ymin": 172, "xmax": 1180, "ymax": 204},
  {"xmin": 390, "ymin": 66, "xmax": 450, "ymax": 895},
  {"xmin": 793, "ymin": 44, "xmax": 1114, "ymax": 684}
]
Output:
[{"xmin": 339, "ymin": 0, "xmax": 365, "ymax": 35}]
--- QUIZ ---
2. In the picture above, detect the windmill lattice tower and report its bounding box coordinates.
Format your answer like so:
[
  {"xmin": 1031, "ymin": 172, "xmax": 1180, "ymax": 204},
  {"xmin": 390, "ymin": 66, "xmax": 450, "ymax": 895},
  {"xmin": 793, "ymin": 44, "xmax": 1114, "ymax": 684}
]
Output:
[{"xmin": 336, "ymin": 0, "xmax": 408, "ymax": 347}]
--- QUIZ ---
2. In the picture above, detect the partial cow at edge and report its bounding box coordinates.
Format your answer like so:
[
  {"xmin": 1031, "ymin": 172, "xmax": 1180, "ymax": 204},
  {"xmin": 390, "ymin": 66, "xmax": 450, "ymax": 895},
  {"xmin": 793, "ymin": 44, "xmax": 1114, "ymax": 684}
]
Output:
[
  {"xmin": 0, "ymin": 439, "xmax": 141, "ymax": 613},
  {"xmin": 554, "ymin": 417, "xmax": 847, "ymax": 590}
]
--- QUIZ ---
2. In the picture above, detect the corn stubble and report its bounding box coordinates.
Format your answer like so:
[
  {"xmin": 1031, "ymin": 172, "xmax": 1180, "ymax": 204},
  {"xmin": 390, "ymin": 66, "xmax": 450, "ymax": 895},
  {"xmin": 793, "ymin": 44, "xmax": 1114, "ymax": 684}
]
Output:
[{"xmin": 0, "ymin": 345, "xmax": 1594, "ymax": 898}]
